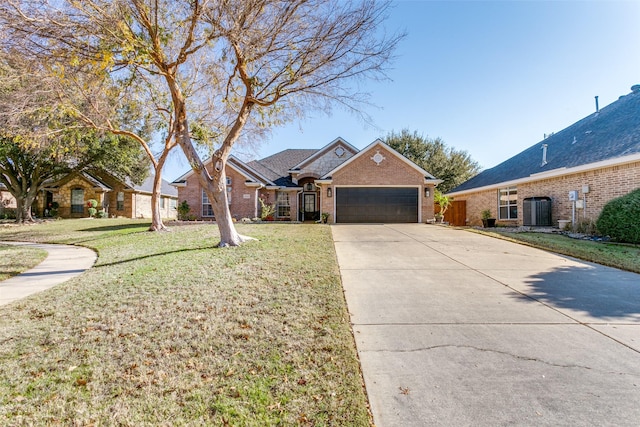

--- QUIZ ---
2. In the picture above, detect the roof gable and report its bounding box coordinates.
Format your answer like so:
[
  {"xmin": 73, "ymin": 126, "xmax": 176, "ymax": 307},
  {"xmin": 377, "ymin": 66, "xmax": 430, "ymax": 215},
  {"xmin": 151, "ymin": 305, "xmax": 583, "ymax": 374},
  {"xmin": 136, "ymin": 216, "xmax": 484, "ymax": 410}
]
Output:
[
  {"xmin": 450, "ymin": 87, "xmax": 640, "ymax": 194},
  {"xmin": 130, "ymin": 173, "xmax": 178, "ymax": 197},
  {"xmin": 321, "ymin": 139, "xmax": 439, "ymax": 180},
  {"xmin": 290, "ymin": 137, "xmax": 359, "ymax": 170},
  {"xmin": 48, "ymin": 171, "xmax": 114, "ymax": 191}
]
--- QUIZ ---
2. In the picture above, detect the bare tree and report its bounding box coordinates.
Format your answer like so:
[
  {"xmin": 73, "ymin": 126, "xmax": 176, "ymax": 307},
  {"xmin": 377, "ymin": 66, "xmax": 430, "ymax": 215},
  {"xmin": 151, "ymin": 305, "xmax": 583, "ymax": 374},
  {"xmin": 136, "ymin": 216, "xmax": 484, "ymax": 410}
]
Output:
[{"xmin": 1, "ymin": 0, "xmax": 402, "ymax": 245}]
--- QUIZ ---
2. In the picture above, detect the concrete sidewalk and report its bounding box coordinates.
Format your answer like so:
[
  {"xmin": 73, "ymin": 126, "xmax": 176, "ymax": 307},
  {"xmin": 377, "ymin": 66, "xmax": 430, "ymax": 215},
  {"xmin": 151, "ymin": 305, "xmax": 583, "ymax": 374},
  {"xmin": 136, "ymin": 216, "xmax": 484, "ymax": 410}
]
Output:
[
  {"xmin": 333, "ymin": 224, "xmax": 640, "ymax": 427},
  {"xmin": 0, "ymin": 241, "xmax": 97, "ymax": 306}
]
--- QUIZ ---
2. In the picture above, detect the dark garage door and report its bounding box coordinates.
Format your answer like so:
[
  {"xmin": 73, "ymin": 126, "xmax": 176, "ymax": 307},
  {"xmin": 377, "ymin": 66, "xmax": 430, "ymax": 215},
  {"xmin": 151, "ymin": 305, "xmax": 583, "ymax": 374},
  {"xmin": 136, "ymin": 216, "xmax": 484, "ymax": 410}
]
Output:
[{"xmin": 336, "ymin": 187, "xmax": 418, "ymax": 223}]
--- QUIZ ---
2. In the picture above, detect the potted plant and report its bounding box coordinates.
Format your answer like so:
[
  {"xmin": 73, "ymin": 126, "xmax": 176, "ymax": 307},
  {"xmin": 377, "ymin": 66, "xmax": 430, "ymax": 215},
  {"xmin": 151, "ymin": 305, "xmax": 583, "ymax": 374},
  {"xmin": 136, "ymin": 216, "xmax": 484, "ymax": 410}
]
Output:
[
  {"xmin": 481, "ymin": 209, "xmax": 496, "ymax": 228},
  {"xmin": 320, "ymin": 212, "xmax": 330, "ymax": 224}
]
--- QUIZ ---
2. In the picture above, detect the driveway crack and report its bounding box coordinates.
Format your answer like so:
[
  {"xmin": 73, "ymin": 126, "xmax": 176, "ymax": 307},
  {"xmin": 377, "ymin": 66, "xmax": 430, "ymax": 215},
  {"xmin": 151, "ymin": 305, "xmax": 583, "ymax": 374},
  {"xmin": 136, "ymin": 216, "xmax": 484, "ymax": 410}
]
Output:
[{"xmin": 364, "ymin": 344, "xmax": 640, "ymax": 376}]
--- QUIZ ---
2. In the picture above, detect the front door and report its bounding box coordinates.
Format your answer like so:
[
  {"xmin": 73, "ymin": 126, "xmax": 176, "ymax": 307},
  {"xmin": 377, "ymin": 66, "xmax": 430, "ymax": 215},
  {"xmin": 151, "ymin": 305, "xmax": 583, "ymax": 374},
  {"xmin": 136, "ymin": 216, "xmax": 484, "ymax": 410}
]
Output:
[
  {"xmin": 303, "ymin": 193, "xmax": 317, "ymax": 221},
  {"xmin": 44, "ymin": 191, "xmax": 53, "ymax": 216}
]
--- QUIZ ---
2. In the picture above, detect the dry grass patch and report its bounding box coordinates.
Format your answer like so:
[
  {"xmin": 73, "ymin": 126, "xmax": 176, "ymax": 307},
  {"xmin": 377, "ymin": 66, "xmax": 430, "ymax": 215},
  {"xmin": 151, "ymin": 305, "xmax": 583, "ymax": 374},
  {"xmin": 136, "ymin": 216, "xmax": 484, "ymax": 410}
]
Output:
[
  {"xmin": 0, "ymin": 220, "xmax": 370, "ymax": 426},
  {"xmin": 0, "ymin": 244, "xmax": 48, "ymax": 281}
]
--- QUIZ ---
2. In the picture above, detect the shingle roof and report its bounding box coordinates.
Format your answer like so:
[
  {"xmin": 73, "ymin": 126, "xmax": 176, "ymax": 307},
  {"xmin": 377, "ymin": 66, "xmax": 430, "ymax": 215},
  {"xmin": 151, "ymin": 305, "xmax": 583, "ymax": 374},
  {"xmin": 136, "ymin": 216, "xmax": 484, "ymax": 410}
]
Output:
[
  {"xmin": 247, "ymin": 149, "xmax": 319, "ymax": 187},
  {"xmin": 129, "ymin": 173, "xmax": 178, "ymax": 197},
  {"xmin": 450, "ymin": 86, "xmax": 640, "ymax": 193}
]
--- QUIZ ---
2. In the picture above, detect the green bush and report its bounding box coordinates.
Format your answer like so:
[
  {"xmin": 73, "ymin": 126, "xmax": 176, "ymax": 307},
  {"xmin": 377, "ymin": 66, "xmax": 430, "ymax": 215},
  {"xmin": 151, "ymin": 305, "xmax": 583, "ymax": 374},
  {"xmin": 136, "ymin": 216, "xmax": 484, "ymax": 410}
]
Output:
[
  {"xmin": 596, "ymin": 188, "xmax": 640, "ymax": 244},
  {"xmin": 177, "ymin": 200, "xmax": 191, "ymax": 220},
  {"xmin": 1, "ymin": 208, "xmax": 17, "ymax": 220}
]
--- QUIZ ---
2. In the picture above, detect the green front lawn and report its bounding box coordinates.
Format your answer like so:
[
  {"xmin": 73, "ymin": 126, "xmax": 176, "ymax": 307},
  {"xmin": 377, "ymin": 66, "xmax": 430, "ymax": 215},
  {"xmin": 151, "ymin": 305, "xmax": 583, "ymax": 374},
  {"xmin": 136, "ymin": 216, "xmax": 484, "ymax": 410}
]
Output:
[
  {"xmin": 0, "ymin": 220, "xmax": 370, "ymax": 426},
  {"xmin": 0, "ymin": 244, "xmax": 48, "ymax": 281}
]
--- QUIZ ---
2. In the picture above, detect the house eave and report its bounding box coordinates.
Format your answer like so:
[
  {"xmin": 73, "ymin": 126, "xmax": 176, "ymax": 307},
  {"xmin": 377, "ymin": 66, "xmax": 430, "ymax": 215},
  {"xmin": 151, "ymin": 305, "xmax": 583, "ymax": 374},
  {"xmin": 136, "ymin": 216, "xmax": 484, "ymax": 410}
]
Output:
[
  {"xmin": 447, "ymin": 152, "xmax": 640, "ymax": 197},
  {"xmin": 425, "ymin": 178, "xmax": 443, "ymax": 185},
  {"xmin": 314, "ymin": 179, "xmax": 333, "ymax": 185}
]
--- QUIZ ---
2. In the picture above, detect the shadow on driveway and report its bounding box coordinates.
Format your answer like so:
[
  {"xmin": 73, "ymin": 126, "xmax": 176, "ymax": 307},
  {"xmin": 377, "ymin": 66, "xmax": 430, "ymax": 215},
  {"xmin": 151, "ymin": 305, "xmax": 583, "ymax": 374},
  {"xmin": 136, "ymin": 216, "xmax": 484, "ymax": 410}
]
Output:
[{"xmin": 517, "ymin": 265, "xmax": 640, "ymax": 320}]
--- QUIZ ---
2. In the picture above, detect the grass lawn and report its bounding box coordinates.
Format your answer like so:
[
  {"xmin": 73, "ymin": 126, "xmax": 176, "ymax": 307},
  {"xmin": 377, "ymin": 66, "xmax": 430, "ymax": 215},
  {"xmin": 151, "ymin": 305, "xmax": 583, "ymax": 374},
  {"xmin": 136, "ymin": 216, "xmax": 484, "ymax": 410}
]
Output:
[
  {"xmin": 474, "ymin": 229, "xmax": 640, "ymax": 274},
  {"xmin": 0, "ymin": 244, "xmax": 48, "ymax": 281},
  {"xmin": 0, "ymin": 219, "xmax": 370, "ymax": 426}
]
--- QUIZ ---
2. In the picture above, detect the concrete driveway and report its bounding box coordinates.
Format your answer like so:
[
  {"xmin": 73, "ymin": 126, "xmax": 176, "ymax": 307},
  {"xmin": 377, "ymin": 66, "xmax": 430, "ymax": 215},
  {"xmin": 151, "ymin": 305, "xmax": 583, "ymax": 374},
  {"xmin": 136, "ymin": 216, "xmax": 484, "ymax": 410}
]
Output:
[{"xmin": 332, "ymin": 224, "xmax": 640, "ymax": 427}]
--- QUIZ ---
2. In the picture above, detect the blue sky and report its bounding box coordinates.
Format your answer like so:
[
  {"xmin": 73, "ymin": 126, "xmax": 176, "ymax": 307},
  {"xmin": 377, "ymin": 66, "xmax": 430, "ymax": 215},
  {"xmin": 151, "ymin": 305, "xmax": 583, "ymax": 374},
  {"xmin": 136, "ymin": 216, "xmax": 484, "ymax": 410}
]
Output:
[{"xmin": 165, "ymin": 0, "xmax": 640, "ymax": 181}]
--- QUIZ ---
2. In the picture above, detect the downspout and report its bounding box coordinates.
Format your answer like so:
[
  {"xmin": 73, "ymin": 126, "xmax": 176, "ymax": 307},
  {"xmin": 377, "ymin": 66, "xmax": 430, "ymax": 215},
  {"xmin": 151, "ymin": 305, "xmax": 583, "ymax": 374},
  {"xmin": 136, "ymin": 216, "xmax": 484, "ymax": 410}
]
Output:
[{"xmin": 254, "ymin": 185, "xmax": 265, "ymax": 218}]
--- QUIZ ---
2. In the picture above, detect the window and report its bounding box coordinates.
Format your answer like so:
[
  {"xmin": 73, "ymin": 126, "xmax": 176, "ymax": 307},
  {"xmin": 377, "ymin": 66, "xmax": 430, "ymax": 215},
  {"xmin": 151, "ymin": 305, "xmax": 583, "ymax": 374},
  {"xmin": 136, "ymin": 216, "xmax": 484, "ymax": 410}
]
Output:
[
  {"xmin": 161, "ymin": 196, "xmax": 166, "ymax": 209},
  {"xmin": 227, "ymin": 186, "xmax": 232, "ymax": 204},
  {"xmin": 202, "ymin": 189, "xmax": 214, "ymax": 217},
  {"xmin": 499, "ymin": 187, "xmax": 518, "ymax": 220},
  {"xmin": 116, "ymin": 191, "xmax": 124, "ymax": 211},
  {"xmin": 71, "ymin": 188, "xmax": 84, "ymax": 213},
  {"xmin": 169, "ymin": 198, "xmax": 177, "ymax": 210},
  {"xmin": 276, "ymin": 191, "xmax": 290, "ymax": 218}
]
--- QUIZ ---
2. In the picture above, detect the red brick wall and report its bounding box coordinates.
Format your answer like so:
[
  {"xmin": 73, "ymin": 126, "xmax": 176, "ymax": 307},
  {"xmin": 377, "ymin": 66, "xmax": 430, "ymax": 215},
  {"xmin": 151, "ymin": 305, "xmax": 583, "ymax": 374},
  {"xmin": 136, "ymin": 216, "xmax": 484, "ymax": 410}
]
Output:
[
  {"xmin": 453, "ymin": 161, "xmax": 640, "ymax": 226},
  {"xmin": 320, "ymin": 144, "xmax": 436, "ymax": 223},
  {"xmin": 177, "ymin": 166, "xmax": 260, "ymax": 221}
]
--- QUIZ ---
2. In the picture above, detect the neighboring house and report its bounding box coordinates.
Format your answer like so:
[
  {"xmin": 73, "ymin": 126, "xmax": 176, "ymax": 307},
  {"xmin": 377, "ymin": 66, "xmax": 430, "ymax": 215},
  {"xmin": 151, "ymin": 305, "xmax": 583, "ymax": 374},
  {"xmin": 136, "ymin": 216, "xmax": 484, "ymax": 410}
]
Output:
[
  {"xmin": 40, "ymin": 170, "xmax": 178, "ymax": 219},
  {"xmin": 0, "ymin": 183, "xmax": 17, "ymax": 214},
  {"xmin": 172, "ymin": 138, "xmax": 442, "ymax": 224},
  {"xmin": 448, "ymin": 85, "xmax": 640, "ymax": 227}
]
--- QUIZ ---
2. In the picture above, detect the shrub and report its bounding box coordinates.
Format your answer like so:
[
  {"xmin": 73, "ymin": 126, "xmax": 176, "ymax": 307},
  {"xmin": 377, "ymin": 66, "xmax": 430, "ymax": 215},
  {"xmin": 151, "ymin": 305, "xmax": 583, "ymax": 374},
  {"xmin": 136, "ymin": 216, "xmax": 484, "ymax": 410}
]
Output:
[
  {"xmin": 258, "ymin": 197, "xmax": 276, "ymax": 220},
  {"xmin": 177, "ymin": 200, "xmax": 190, "ymax": 220},
  {"xmin": 596, "ymin": 189, "xmax": 640, "ymax": 244},
  {"xmin": 2, "ymin": 208, "xmax": 17, "ymax": 220},
  {"xmin": 572, "ymin": 219, "xmax": 597, "ymax": 235},
  {"xmin": 97, "ymin": 209, "xmax": 108, "ymax": 218}
]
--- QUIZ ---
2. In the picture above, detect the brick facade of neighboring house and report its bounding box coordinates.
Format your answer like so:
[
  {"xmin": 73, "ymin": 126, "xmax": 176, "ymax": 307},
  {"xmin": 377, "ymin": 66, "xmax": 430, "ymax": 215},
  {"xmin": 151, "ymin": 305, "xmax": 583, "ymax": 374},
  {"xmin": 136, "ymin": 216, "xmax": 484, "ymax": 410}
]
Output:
[
  {"xmin": 0, "ymin": 185, "xmax": 17, "ymax": 215},
  {"xmin": 448, "ymin": 85, "xmax": 640, "ymax": 227},
  {"xmin": 173, "ymin": 138, "xmax": 442, "ymax": 224},
  {"xmin": 42, "ymin": 170, "xmax": 178, "ymax": 219}
]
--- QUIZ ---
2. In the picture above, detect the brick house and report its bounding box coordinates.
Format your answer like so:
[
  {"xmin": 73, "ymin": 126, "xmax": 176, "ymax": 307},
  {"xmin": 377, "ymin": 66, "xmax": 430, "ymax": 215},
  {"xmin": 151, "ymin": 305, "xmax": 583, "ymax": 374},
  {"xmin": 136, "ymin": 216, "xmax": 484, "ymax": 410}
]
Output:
[
  {"xmin": 0, "ymin": 183, "xmax": 17, "ymax": 215},
  {"xmin": 172, "ymin": 138, "xmax": 442, "ymax": 223},
  {"xmin": 447, "ymin": 85, "xmax": 640, "ymax": 227},
  {"xmin": 40, "ymin": 170, "xmax": 178, "ymax": 219}
]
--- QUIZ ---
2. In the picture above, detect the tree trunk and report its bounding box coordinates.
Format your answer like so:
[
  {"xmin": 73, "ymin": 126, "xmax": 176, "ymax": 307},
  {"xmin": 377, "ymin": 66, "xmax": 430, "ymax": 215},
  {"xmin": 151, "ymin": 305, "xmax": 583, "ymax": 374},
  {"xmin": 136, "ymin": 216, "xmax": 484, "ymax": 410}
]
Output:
[
  {"xmin": 205, "ymin": 168, "xmax": 244, "ymax": 247},
  {"xmin": 148, "ymin": 174, "xmax": 167, "ymax": 231},
  {"xmin": 148, "ymin": 156, "xmax": 169, "ymax": 232},
  {"xmin": 176, "ymin": 135, "xmax": 253, "ymax": 247},
  {"xmin": 15, "ymin": 194, "xmax": 34, "ymax": 223},
  {"xmin": 168, "ymin": 76, "xmax": 253, "ymax": 246}
]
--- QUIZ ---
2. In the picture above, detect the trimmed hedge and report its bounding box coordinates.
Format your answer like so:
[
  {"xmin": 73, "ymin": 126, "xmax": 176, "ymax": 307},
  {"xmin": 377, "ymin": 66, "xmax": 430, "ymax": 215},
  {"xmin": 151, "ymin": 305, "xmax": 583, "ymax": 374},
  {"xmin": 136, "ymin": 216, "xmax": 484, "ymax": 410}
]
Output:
[{"xmin": 596, "ymin": 188, "xmax": 640, "ymax": 244}]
